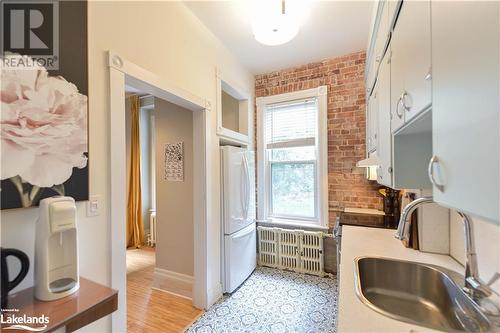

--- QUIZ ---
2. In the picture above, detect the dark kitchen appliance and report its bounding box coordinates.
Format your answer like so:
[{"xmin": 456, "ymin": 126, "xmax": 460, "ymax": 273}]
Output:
[
  {"xmin": 1, "ymin": 247, "xmax": 29, "ymax": 308},
  {"xmin": 381, "ymin": 188, "xmax": 401, "ymax": 228}
]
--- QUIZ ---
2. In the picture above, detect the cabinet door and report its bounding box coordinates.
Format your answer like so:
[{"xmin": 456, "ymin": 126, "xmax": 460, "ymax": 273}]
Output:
[
  {"xmin": 366, "ymin": 57, "xmax": 377, "ymax": 97},
  {"xmin": 371, "ymin": 89, "xmax": 378, "ymax": 151},
  {"xmin": 389, "ymin": 36, "xmax": 405, "ymax": 132},
  {"xmin": 387, "ymin": 0, "xmax": 401, "ymax": 27},
  {"xmin": 366, "ymin": 98, "xmax": 372, "ymax": 151},
  {"xmin": 367, "ymin": 91, "xmax": 378, "ymax": 153},
  {"xmin": 370, "ymin": 89, "xmax": 379, "ymax": 150},
  {"xmin": 372, "ymin": 1, "xmax": 390, "ymax": 67},
  {"xmin": 431, "ymin": 1, "xmax": 499, "ymax": 223},
  {"xmin": 376, "ymin": 53, "xmax": 392, "ymax": 187},
  {"xmin": 391, "ymin": 0, "xmax": 431, "ymax": 130},
  {"xmin": 398, "ymin": 0, "xmax": 431, "ymax": 122}
]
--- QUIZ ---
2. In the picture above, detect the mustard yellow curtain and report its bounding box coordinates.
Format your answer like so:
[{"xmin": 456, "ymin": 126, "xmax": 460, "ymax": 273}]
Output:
[{"xmin": 127, "ymin": 96, "xmax": 144, "ymax": 248}]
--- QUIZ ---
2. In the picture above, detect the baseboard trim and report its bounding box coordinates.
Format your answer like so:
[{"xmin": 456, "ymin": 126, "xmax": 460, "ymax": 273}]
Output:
[{"xmin": 153, "ymin": 268, "xmax": 194, "ymax": 299}]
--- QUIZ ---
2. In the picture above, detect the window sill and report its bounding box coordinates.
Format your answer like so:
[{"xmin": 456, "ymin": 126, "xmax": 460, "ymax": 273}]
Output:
[{"xmin": 256, "ymin": 219, "xmax": 329, "ymax": 231}]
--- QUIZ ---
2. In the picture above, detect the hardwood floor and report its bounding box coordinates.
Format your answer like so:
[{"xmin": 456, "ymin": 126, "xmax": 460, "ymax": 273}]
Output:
[{"xmin": 127, "ymin": 248, "xmax": 203, "ymax": 333}]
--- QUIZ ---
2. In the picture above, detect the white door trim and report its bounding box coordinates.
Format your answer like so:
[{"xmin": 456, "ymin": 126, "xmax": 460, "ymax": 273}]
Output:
[{"xmin": 108, "ymin": 51, "xmax": 210, "ymax": 331}]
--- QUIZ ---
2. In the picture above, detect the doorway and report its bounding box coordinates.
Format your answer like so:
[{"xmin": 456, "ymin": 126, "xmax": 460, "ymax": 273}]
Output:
[
  {"xmin": 124, "ymin": 89, "xmax": 205, "ymax": 331},
  {"xmin": 108, "ymin": 52, "xmax": 210, "ymax": 331},
  {"xmin": 123, "ymin": 90, "xmax": 157, "ymax": 330}
]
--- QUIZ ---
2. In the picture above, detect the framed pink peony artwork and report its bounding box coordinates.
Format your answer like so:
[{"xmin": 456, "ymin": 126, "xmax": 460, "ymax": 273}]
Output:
[{"xmin": 1, "ymin": 1, "xmax": 89, "ymax": 209}]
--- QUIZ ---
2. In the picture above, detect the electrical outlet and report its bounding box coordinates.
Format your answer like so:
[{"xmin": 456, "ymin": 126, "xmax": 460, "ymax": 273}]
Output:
[{"xmin": 86, "ymin": 195, "xmax": 100, "ymax": 217}]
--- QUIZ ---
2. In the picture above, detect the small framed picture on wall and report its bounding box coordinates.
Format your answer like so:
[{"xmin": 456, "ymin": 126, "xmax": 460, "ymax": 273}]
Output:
[{"xmin": 164, "ymin": 142, "xmax": 184, "ymax": 182}]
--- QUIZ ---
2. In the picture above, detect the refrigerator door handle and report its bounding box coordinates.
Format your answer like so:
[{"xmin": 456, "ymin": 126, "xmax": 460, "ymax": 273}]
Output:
[
  {"xmin": 240, "ymin": 155, "xmax": 247, "ymax": 220},
  {"xmin": 242, "ymin": 154, "xmax": 250, "ymax": 220}
]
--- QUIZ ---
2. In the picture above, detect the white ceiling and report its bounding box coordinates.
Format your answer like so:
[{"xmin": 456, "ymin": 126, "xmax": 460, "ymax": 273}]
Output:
[{"xmin": 184, "ymin": 1, "xmax": 374, "ymax": 74}]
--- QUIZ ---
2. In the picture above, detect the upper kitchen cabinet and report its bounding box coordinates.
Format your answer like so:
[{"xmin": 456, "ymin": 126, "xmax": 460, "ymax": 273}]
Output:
[
  {"xmin": 431, "ymin": 1, "xmax": 499, "ymax": 223},
  {"xmin": 390, "ymin": 0, "xmax": 431, "ymax": 133},
  {"xmin": 366, "ymin": 1, "xmax": 390, "ymax": 94},
  {"xmin": 372, "ymin": 2, "xmax": 390, "ymax": 73},
  {"xmin": 387, "ymin": 1, "xmax": 401, "ymax": 27},
  {"xmin": 367, "ymin": 84, "xmax": 378, "ymax": 153},
  {"xmin": 216, "ymin": 69, "xmax": 251, "ymax": 146},
  {"xmin": 376, "ymin": 52, "xmax": 392, "ymax": 187}
]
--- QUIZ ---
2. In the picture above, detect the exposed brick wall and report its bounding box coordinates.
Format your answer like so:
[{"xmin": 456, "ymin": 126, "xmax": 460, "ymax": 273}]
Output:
[{"xmin": 255, "ymin": 50, "xmax": 383, "ymax": 227}]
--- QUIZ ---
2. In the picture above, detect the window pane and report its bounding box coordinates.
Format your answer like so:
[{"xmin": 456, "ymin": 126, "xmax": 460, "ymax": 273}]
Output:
[
  {"xmin": 265, "ymin": 98, "xmax": 317, "ymax": 145},
  {"xmin": 271, "ymin": 163, "xmax": 315, "ymax": 218},
  {"xmin": 269, "ymin": 146, "xmax": 316, "ymax": 162}
]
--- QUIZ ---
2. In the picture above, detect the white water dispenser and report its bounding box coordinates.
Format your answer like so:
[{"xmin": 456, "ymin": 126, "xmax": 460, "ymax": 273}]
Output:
[{"xmin": 35, "ymin": 196, "xmax": 79, "ymax": 301}]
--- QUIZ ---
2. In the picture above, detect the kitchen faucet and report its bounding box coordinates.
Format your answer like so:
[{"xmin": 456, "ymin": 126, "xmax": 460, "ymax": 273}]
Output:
[
  {"xmin": 396, "ymin": 196, "xmax": 500, "ymax": 317},
  {"xmin": 395, "ymin": 196, "xmax": 434, "ymax": 242},
  {"xmin": 456, "ymin": 211, "xmax": 500, "ymax": 317}
]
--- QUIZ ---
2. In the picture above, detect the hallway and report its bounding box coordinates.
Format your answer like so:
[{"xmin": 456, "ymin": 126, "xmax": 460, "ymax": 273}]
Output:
[{"xmin": 127, "ymin": 248, "xmax": 203, "ymax": 332}]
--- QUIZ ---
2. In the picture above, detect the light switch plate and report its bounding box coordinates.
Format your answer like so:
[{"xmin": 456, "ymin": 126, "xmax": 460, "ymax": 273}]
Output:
[{"xmin": 86, "ymin": 195, "xmax": 100, "ymax": 217}]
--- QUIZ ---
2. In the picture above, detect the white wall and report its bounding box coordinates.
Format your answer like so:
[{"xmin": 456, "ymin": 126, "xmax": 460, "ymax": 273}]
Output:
[
  {"xmin": 0, "ymin": 2, "xmax": 254, "ymax": 331},
  {"xmin": 449, "ymin": 214, "xmax": 500, "ymax": 294}
]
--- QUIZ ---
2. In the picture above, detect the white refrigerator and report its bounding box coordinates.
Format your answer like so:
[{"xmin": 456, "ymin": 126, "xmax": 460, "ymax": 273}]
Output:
[{"xmin": 220, "ymin": 146, "xmax": 256, "ymax": 293}]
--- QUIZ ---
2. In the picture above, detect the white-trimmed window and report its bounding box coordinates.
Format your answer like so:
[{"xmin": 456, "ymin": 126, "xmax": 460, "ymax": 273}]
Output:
[{"xmin": 257, "ymin": 87, "xmax": 328, "ymax": 228}]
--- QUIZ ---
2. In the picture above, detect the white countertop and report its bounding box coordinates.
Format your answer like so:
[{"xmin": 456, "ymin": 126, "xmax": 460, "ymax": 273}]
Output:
[
  {"xmin": 344, "ymin": 207, "xmax": 385, "ymax": 216},
  {"xmin": 337, "ymin": 225, "xmax": 464, "ymax": 333},
  {"xmin": 329, "ymin": 207, "xmax": 385, "ymax": 216}
]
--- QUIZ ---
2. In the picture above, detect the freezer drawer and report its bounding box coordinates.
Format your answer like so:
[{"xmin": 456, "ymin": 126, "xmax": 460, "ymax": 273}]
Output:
[{"xmin": 223, "ymin": 223, "xmax": 256, "ymax": 293}]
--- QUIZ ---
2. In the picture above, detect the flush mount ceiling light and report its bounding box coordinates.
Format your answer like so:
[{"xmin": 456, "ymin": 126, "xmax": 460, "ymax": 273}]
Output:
[{"xmin": 251, "ymin": 0, "xmax": 301, "ymax": 46}]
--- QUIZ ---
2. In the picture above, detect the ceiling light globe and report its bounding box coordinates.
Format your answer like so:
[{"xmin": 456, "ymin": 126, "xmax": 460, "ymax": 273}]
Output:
[{"xmin": 252, "ymin": 15, "xmax": 299, "ymax": 46}]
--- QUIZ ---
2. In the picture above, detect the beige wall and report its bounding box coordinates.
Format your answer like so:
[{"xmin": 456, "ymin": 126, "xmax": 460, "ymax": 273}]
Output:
[
  {"xmin": 0, "ymin": 2, "xmax": 254, "ymax": 331},
  {"xmin": 154, "ymin": 98, "xmax": 194, "ymax": 276},
  {"xmin": 221, "ymin": 90, "xmax": 240, "ymax": 132}
]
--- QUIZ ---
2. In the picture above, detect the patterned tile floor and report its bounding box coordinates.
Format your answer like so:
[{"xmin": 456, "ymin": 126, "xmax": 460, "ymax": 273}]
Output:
[{"xmin": 186, "ymin": 267, "xmax": 338, "ymax": 333}]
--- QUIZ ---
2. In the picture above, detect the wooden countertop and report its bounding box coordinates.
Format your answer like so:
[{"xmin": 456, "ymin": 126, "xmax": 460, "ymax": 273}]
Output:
[{"xmin": 1, "ymin": 277, "xmax": 118, "ymax": 332}]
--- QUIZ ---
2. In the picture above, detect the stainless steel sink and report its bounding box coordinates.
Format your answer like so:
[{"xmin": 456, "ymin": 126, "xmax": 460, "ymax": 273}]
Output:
[{"xmin": 354, "ymin": 257, "xmax": 492, "ymax": 332}]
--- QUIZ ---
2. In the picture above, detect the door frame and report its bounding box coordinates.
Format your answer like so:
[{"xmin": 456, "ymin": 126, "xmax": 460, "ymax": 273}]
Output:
[{"xmin": 107, "ymin": 51, "xmax": 211, "ymax": 331}]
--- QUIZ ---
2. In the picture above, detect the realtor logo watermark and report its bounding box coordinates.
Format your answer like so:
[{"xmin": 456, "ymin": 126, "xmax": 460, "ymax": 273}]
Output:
[
  {"xmin": 1, "ymin": 0, "xmax": 59, "ymax": 69},
  {"xmin": 1, "ymin": 308, "xmax": 49, "ymax": 332}
]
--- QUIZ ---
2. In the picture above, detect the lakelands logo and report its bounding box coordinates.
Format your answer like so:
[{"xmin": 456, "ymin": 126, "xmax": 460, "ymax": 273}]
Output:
[
  {"xmin": 1, "ymin": 309, "xmax": 49, "ymax": 332},
  {"xmin": 0, "ymin": 0, "xmax": 59, "ymax": 69}
]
